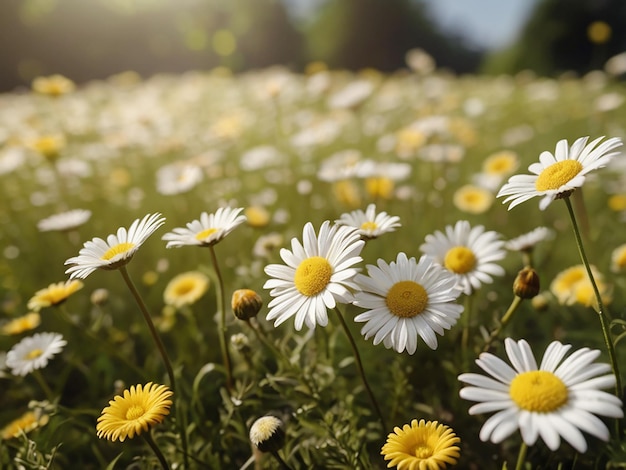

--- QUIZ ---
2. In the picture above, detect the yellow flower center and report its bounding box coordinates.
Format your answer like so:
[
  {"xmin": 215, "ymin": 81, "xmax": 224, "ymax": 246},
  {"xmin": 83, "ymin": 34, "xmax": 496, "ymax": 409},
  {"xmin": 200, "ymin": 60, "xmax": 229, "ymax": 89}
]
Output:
[
  {"xmin": 26, "ymin": 348, "xmax": 43, "ymax": 360},
  {"xmin": 294, "ymin": 256, "xmax": 332, "ymax": 297},
  {"xmin": 386, "ymin": 281, "xmax": 428, "ymax": 318},
  {"xmin": 485, "ymin": 156, "xmax": 514, "ymax": 174},
  {"xmin": 101, "ymin": 242, "xmax": 135, "ymax": 261},
  {"xmin": 414, "ymin": 445, "xmax": 433, "ymax": 459},
  {"xmin": 535, "ymin": 160, "xmax": 583, "ymax": 192},
  {"xmin": 444, "ymin": 246, "xmax": 476, "ymax": 274},
  {"xmin": 509, "ymin": 370, "xmax": 568, "ymax": 412},
  {"xmin": 125, "ymin": 405, "xmax": 146, "ymax": 421},
  {"xmin": 195, "ymin": 227, "xmax": 218, "ymax": 241},
  {"xmin": 360, "ymin": 221, "xmax": 378, "ymax": 231},
  {"xmin": 174, "ymin": 280, "xmax": 196, "ymax": 296}
]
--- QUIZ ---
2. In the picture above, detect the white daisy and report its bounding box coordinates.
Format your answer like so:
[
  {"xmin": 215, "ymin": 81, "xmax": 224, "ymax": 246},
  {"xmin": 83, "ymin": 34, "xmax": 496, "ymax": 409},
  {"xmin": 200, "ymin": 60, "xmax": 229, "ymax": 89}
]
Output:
[
  {"xmin": 497, "ymin": 136, "xmax": 623, "ymax": 210},
  {"xmin": 335, "ymin": 204, "xmax": 401, "ymax": 239},
  {"xmin": 37, "ymin": 209, "xmax": 92, "ymax": 232},
  {"xmin": 156, "ymin": 163, "xmax": 203, "ymax": 196},
  {"xmin": 162, "ymin": 207, "xmax": 246, "ymax": 248},
  {"xmin": 264, "ymin": 221, "xmax": 364, "ymax": 330},
  {"xmin": 420, "ymin": 220, "xmax": 506, "ymax": 295},
  {"xmin": 353, "ymin": 253, "xmax": 463, "ymax": 354},
  {"xmin": 459, "ymin": 338, "xmax": 623, "ymax": 453},
  {"xmin": 6, "ymin": 332, "xmax": 67, "ymax": 376},
  {"xmin": 65, "ymin": 213, "xmax": 165, "ymax": 279},
  {"xmin": 505, "ymin": 226, "xmax": 555, "ymax": 252}
]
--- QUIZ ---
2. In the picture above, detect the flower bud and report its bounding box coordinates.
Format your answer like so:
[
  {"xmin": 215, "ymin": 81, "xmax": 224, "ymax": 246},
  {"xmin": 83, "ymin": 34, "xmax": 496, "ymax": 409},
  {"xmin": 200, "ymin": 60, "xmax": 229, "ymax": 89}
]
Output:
[
  {"xmin": 232, "ymin": 289, "xmax": 263, "ymax": 320},
  {"xmin": 513, "ymin": 267, "xmax": 540, "ymax": 299},
  {"xmin": 249, "ymin": 415, "xmax": 285, "ymax": 453}
]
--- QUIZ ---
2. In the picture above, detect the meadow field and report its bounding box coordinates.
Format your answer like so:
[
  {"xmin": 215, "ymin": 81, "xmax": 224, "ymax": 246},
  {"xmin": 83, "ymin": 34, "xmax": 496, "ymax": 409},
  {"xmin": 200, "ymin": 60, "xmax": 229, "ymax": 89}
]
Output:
[{"xmin": 1, "ymin": 60, "xmax": 626, "ymax": 469}]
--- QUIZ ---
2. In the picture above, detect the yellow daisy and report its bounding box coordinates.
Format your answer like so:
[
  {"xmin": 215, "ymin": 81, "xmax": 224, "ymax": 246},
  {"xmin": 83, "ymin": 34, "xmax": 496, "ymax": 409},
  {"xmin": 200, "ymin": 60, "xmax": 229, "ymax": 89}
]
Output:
[
  {"xmin": 1, "ymin": 410, "xmax": 49, "ymax": 440},
  {"xmin": 1, "ymin": 313, "xmax": 41, "ymax": 335},
  {"xmin": 27, "ymin": 280, "xmax": 84, "ymax": 311},
  {"xmin": 96, "ymin": 382, "xmax": 173, "ymax": 442},
  {"xmin": 381, "ymin": 419, "xmax": 461, "ymax": 470},
  {"xmin": 163, "ymin": 271, "xmax": 209, "ymax": 309}
]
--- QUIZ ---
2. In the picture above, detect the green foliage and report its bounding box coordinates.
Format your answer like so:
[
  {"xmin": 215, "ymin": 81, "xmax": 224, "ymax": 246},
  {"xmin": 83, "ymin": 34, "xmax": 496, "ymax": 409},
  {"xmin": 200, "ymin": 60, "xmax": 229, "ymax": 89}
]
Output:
[{"xmin": 0, "ymin": 64, "xmax": 625, "ymax": 468}]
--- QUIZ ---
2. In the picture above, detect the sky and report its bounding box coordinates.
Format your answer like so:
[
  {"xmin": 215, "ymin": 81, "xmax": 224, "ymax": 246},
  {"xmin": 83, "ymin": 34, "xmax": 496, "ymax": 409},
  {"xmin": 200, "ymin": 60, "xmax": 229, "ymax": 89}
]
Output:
[{"xmin": 285, "ymin": 0, "xmax": 540, "ymax": 51}]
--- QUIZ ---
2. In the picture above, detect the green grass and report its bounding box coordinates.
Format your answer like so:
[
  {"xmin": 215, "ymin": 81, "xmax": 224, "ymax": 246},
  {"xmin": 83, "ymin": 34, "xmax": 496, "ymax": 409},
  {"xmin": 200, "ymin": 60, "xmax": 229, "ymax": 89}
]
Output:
[{"xmin": 0, "ymin": 67, "xmax": 625, "ymax": 469}]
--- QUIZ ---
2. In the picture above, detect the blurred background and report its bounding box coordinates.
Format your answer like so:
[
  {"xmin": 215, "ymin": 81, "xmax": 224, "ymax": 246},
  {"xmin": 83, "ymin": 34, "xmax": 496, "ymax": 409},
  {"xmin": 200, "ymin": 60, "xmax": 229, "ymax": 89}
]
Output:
[{"xmin": 1, "ymin": 0, "xmax": 626, "ymax": 92}]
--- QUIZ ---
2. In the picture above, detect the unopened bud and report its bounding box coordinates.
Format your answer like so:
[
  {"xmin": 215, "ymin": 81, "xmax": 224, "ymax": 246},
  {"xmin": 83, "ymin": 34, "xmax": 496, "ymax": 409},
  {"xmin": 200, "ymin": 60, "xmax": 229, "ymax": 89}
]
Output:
[
  {"xmin": 232, "ymin": 289, "xmax": 263, "ymax": 320},
  {"xmin": 249, "ymin": 415, "xmax": 285, "ymax": 453},
  {"xmin": 513, "ymin": 267, "xmax": 540, "ymax": 299}
]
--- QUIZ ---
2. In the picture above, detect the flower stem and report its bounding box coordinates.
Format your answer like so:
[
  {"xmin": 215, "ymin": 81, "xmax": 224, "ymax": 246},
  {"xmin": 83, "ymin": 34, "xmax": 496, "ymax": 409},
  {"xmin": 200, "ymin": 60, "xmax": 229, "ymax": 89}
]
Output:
[
  {"xmin": 32, "ymin": 369, "xmax": 55, "ymax": 402},
  {"xmin": 142, "ymin": 431, "xmax": 170, "ymax": 470},
  {"xmin": 119, "ymin": 266, "xmax": 176, "ymax": 389},
  {"xmin": 270, "ymin": 450, "xmax": 294, "ymax": 470},
  {"xmin": 333, "ymin": 307, "xmax": 387, "ymax": 432},
  {"xmin": 118, "ymin": 267, "xmax": 190, "ymax": 468},
  {"xmin": 461, "ymin": 294, "xmax": 474, "ymax": 368},
  {"xmin": 208, "ymin": 245, "xmax": 233, "ymax": 392},
  {"xmin": 513, "ymin": 441, "xmax": 527, "ymax": 470},
  {"xmin": 564, "ymin": 197, "xmax": 622, "ymax": 400},
  {"xmin": 482, "ymin": 296, "xmax": 523, "ymax": 353}
]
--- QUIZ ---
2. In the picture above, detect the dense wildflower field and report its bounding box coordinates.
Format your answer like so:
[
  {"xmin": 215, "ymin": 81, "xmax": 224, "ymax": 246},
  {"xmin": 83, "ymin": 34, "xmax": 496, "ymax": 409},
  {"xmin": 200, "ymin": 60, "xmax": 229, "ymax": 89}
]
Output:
[{"xmin": 1, "ymin": 61, "xmax": 626, "ymax": 469}]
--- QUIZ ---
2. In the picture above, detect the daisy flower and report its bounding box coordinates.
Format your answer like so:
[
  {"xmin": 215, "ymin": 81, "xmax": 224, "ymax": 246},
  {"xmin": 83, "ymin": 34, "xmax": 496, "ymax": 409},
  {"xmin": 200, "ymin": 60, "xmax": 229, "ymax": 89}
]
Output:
[
  {"xmin": 452, "ymin": 185, "xmax": 494, "ymax": 214},
  {"xmin": 249, "ymin": 415, "xmax": 286, "ymax": 453},
  {"xmin": 353, "ymin": 253, "xmax": 463, "ymax": 353},
  {"xmin": 458, "ymin": 338, "xmax": 623, "ymax": 453},
  {"xmin": 155, "ymin": 163, "xmax": 203, "ymax": 195},
  {"xmin": 381, "ymin": 419, "xmax": 460, "ymax": 470},
  {"xmin": 335, "ymin": 203, "xmax": 401, "ymax": 240},
  {"xmin": 6, "ymin": 332, "xmax": 67, "ymax": 376},
  {"xmin": 37, "ymin": 209, "xmax": 92, "ymax": 232},
  {"xmin": 1, "ymin": 410, "xmax": 49, "ymax": 440},
  {"xmin": 505, "ymin": 226, "xmax": 554, "ymax": 252},
  {"xmin": 497, "ymin": 136, "xmax": 622, "ymax": 210},
  {"xmin": 420, "ymin": 220, "xmax": 506, "ymax": 295},
  {"xmin": 610, "ymin": 243, "xmax": 626, "ymax": 273},
  {"xmin": 550, "ymin": 264, "xmax": 612, "ymax": 309},
  {"xmin": 65, "ymin": 213, "xmax": 165, "ymax": 279},
  {"xmin": 96, "ymin": 382, "xmax": 173, "ymax": 442},
  {"xmin": 163, "ymin": 271, "xmax": 209, "ymax": 308},
  {"xmin": 1, "ymin": 313, "xmax": 41, "ymax": 335},
  {"xmin": 32, "ymin": 74, "xmax": 75, "ymax": 96},
  {"xmin": 162, "ymin": 207, "xmax": 246, "ymax": 248},
  {"xmin": 27, "ymin": 280, "xmax": 84, "ymax": 311},
  {"xmin": 263, "ymin": 221, "xmax": 364, "ymax": 330}
]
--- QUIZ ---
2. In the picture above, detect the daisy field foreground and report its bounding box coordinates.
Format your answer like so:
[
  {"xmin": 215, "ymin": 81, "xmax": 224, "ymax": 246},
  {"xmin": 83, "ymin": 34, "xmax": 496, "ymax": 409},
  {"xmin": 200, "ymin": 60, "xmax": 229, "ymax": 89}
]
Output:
[{"xmin": 1, "ymin": 60, "xmax": 626, "ymax": 468}]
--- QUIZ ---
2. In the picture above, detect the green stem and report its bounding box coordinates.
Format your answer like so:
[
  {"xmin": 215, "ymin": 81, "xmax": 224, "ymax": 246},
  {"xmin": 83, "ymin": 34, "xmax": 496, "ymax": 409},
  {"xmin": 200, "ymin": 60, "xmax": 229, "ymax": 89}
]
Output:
[
  {"xmin": 461, "ymin": 294, "xmax": 474, "ymax": 368},
  {"xmin": 245, "ymin": 319, "xmax": 291, "ymax": 369},
  {"xmin": 564, "ymin": 198, "xmax": 622, "ymax": 399},
  {"xmin": 514, "ymin": 441, "xmax": 527, "ymax": 470},
  {"xmin": 32, "ymin": 370, "xmax": 55, "ymax": 402},
  {"xmin": 118, "ymin": 267, "xmax": 191, "ymax": 468},
  {"xmin": 270, "ymin": 450, "xmax": 294, "ymax": 470},
  {"xmin": 482, "ymin": 296, "xmax": 523, "ymax": 353},
  {"xmin": 142, "ymin": 431, "xmax": 171, "ymax": 470},
  {"xmin": 208, "ymin": 245, "xmax": 233, "ymax": 392},
  {"xmin": 119, "ymin": 266, "xmax": 176, "ymax": 389},
  {"xmin": 333, "ymin": 307, "xmax": 387, "ymax": 432}
]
